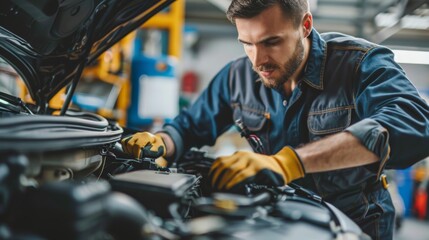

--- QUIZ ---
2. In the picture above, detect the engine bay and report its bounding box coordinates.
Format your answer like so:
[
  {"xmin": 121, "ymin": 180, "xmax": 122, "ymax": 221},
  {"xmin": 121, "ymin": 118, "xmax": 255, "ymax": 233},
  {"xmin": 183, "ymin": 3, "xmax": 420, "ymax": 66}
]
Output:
[{"xmin": 0, "ymin": 112, "xmax": 367, "ymax": 239}]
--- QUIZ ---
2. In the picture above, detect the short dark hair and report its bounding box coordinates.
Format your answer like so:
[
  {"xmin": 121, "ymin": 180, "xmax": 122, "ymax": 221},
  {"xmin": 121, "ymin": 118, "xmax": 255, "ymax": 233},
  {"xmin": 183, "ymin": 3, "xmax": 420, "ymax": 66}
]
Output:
[{"xmin": 226, "ymin": 0, "xmax": 309, "ymax": 27}]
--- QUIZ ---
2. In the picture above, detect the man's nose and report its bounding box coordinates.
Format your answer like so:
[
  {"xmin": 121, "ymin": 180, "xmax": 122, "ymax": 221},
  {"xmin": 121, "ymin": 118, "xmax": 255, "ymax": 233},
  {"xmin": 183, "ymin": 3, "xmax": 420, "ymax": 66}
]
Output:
[{"xmin": 252, "ymin": 46, "xmax": 268, "ymax": 68}]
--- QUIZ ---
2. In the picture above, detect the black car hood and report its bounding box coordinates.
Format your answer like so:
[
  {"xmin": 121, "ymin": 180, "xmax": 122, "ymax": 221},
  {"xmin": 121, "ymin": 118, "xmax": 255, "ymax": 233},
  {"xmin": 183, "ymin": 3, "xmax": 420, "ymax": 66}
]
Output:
[{"xmin": 0, "ymin": 0, "xmax": 174, "ymax": 109}]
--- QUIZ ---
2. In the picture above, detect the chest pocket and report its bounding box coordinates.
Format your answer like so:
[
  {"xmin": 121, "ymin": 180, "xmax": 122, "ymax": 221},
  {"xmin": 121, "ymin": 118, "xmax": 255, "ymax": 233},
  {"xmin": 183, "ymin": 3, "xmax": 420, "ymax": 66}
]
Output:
[
  {"xmin": 232, "ymin": 103, "xmax": 268, "ymax": 131},
  {"xmin": 231, "ymin": 103, "xmax": 270, "ymax": 152},
  {"xmin": 307, "ymin": 105, "xmax": 354, "ymax": 140}
]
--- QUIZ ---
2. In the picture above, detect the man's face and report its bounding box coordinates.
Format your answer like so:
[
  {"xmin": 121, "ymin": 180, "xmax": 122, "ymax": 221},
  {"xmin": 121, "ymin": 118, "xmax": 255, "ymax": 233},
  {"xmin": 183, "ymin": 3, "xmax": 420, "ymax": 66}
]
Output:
[{"xmin": 235, "ymin": 5, "xmax": 306, "ymax": 91}]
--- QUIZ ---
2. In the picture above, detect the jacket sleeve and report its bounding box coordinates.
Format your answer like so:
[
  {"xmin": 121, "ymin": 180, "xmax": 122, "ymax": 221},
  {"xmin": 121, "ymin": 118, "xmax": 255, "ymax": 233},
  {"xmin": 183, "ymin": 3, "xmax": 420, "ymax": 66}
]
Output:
[
  {"xmin": 161, "ymin": 62, "xmax": 235, "ymax": 162},
  {"xmin": 347, "ymin": 46, "xmax": 429, "ymax": 169}
]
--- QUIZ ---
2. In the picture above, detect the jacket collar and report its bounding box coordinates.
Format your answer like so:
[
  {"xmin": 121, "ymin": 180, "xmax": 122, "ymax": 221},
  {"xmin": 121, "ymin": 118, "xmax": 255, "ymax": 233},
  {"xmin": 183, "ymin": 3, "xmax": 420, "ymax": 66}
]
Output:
[{"xmin": 302, "ymin": 28, "xmax": 327, "ymax": 90}]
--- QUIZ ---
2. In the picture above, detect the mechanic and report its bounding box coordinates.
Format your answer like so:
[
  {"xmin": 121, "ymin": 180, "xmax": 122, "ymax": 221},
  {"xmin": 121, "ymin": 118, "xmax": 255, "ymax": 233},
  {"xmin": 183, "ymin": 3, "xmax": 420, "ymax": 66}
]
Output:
[{"xmin": 122, "ymin": 1, "xmax": 429, "ymax": 239}]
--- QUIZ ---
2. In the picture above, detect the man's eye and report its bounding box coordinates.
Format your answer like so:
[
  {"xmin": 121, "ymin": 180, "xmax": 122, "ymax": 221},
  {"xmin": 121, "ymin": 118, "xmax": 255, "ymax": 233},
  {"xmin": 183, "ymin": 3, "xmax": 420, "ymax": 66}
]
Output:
[{"xmin": 264, "ymin": 40, "xmax": 279, "ymax": 46}]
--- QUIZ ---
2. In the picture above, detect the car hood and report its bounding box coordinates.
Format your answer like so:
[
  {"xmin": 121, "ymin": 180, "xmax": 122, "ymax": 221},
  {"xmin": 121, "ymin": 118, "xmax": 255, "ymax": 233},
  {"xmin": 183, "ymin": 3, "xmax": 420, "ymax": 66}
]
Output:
[{"xmin": 0, "ymin": 0, "xmax": 174, "ymax": 109}]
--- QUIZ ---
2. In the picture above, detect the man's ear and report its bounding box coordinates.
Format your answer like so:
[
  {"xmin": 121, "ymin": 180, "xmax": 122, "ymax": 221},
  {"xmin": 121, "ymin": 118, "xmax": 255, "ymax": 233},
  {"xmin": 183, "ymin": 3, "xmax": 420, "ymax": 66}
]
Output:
[{"xmin": 302, "ymin": 12, "xmax": 313, "ymax": 38}]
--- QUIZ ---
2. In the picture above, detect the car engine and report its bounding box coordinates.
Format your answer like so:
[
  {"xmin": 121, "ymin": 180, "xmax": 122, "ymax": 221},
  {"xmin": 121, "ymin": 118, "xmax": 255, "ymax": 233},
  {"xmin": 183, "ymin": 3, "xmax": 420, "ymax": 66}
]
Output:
[{"xmin": 0, "ymin": 115, "xmax": 369, "ymax": 239}]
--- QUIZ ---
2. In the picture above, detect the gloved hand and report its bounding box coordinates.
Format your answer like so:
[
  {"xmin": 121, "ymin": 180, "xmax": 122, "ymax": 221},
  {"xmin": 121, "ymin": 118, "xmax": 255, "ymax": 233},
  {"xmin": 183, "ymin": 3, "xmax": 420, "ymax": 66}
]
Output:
[
  {"xmin": 209, "ymin": 146, "xmax": 305, "ymax": 191},
  {"xmin": 121, "ymin": 132, "xmax": 166, "ymax": 159}
]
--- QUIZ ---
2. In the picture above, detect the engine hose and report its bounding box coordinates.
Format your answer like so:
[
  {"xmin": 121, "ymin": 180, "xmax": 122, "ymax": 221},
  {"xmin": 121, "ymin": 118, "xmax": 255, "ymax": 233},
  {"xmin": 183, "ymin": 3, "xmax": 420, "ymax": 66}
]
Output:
[{"xmin": 105, "ymin": 192, "xmax": 148, "ymax": 240}]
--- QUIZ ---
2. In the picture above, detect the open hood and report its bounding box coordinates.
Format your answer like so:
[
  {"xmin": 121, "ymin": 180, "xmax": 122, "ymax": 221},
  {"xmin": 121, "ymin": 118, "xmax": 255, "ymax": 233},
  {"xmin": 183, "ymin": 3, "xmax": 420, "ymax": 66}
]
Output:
[{"xmin": 0, "ymin": 0, "xmax": 175, "ymax": 112}]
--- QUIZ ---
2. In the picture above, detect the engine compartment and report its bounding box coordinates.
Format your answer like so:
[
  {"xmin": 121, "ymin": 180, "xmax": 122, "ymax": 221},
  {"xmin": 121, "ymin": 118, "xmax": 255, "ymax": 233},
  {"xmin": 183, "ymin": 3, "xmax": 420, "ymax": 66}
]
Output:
[{"xmin": 0, "ymin": 115, "xmax": 368, "ymax": 239}]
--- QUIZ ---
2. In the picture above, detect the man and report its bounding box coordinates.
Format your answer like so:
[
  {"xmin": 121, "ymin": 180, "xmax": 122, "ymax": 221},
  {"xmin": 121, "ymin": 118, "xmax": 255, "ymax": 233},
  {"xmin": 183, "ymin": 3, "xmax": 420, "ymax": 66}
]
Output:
[{"xmin": 122, "ymin": 1, "xmax": 429, "ymax": 239}]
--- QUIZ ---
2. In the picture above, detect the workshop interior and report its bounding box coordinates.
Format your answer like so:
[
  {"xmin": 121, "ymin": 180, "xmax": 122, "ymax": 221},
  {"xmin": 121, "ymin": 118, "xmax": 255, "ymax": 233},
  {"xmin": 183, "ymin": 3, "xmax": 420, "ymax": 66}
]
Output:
[{"xmin": 1, "ymin": 0, "xmax": 429, "ymax": 239}]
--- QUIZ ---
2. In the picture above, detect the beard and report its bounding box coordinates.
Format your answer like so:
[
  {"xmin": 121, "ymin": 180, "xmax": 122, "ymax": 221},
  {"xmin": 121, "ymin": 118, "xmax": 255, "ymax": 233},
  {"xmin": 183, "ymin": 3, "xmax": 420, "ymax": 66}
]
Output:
[{"xmin": 254, "ymin": 38, "xmax": 305, "ymax": 92}]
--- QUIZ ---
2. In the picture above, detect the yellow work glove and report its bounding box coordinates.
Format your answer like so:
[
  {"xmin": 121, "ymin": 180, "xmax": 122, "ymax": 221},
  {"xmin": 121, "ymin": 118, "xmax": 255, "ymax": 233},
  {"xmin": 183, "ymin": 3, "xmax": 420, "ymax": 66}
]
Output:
[
  {"xmin": 121, "ymin": 132, "xmax": 166, "ymax": 159},
  {"xmin": 209, "ymin": 146, "xmax": 305, "ymax": 191}
]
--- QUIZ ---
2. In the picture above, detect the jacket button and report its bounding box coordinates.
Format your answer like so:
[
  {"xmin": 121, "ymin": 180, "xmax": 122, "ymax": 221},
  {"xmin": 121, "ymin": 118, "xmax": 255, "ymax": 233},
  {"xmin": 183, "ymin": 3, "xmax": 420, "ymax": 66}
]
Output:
[{"xmin": 283, "ymin": 100, "xmax": 287, "ymax": 106}]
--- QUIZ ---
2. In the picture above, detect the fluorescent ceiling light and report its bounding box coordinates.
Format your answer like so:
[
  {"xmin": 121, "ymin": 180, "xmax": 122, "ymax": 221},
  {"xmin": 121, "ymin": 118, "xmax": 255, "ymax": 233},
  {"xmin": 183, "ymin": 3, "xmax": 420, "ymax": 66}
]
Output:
[{"xmin": 392, "ymin": 49, "xmax": 429, "ymax": 65}]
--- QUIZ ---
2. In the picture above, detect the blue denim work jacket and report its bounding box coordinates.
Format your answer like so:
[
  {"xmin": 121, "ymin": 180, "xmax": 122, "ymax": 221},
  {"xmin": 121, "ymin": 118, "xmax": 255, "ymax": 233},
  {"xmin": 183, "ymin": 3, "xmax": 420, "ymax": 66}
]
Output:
[{"xmin": 163, "ymin": 29, "xmax": 429, "ymax": 199}]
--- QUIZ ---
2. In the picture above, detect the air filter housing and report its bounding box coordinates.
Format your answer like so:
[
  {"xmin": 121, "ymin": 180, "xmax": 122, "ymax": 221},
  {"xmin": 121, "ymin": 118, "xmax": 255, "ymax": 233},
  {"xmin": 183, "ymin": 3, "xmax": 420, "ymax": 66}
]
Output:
[{"xmin": 109, "ymin": 170, "xmax": 200, "ymax": 217}]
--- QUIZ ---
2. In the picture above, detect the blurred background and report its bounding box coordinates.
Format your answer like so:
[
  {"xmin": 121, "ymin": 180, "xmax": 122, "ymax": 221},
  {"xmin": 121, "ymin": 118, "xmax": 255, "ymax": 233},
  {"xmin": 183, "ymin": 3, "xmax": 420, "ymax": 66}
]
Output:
[{"xmin": 1, "ymin": 1, "xmax": 429, "ymax": 239}]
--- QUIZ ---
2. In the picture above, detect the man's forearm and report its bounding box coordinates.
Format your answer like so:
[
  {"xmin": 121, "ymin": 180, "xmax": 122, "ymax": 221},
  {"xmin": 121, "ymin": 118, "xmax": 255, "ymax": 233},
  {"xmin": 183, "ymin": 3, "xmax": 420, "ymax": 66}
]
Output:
[{"xmin": 296, "ymin": 131, "xmax": 379, "ymax": 173}]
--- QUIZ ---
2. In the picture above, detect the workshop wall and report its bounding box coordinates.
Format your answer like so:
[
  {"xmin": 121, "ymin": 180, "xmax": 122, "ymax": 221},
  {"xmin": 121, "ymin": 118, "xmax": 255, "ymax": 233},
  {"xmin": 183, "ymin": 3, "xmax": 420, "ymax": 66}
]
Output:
[{"xmin": 181, "ymin": 34, "xmax": 244, "ymax": 93}]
